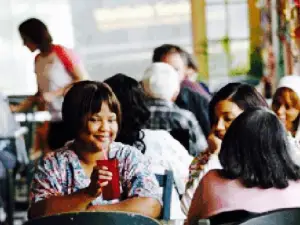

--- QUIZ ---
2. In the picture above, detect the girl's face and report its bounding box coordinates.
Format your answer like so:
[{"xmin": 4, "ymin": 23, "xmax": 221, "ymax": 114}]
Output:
[
  {"xmin": 21, "ymin": 35, "xmax": 37, "ymax": 52},
  {"xmin": 214, "ymin": 100, "xmax": 243, "ymax": 140},
  {"xmin": 78, "ymin": 102, "xmax": 118, "ymax": 152},
  {"xmin": 273, "ymin": 88, "xmax": 300, "ymax": 129}
]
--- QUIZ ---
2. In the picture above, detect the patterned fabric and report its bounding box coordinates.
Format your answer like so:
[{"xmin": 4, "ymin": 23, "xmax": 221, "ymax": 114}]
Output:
[
  {"xmin": 29, "ymin": 142, "xmax": 162, "ymax": 206},
  {"xmin": 181, "ymin": 153, "xmax": 222, "ymax": 215},
  {"xmin": 145, "ymin": 99, "xmax": 207, "ymax": 156},
  {"xmin": 186, "ymin": 152, "xmax": 221, "ymax": 191}
]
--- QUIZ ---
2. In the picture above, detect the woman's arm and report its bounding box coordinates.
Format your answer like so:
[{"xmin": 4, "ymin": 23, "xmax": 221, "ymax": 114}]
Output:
[
  {"xmin": 185, "ymin": 182, "xmax": 202, "ymax": 225},
  {"xmin": 29, "ymin": 187, "xmax": 95, "ymax": 219},
  {"xmin": 10, "ymin": 95, "xmax": 37, "ymax": 112},
  {"xmin": 9, "ymin": 92, "xmax": 39, "ymax": 112},
  {"xmin": 87, "ymin": 197, "xmax": 161, "ymax": 218},
  {"xmin": 29, "ymin": 165, "xmax": 111, "ymax": 219}
]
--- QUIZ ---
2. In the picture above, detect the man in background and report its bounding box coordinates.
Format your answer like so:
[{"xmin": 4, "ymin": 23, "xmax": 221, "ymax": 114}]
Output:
[{"xmin": 151, "ymin": 44, "xmax": 211, "ymax": 137}]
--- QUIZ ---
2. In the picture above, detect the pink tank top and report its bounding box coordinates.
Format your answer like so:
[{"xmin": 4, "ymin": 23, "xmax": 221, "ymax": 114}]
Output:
[{"xmin": 198, "ymin": 170, "xmax": 300, "ymax": 218}]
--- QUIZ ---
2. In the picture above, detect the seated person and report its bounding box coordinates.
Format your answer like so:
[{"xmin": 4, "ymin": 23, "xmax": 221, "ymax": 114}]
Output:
[
  {"xmin": 28, "ymin": 81, "xmax": 162, "ymax": 219},
  {"xmin": 186, "ymin": 107, "xmax": 300, "ymax": 225},
  {"xmin": 0, "ymin": 92, "xmax": 29, "ymax": 224},
  {"xmin": 105, "ymin": 74, "xmax": 193, "ymax": 221},
  {"xmin": 181, "ymin": 51, "xmax": 211, "ymax": 100},
  {"xmin": 142, "ymin": 62, "xmax": 207, "ymax": 156},
  {"xmin": 0, "ymin": 92, "xmax": 28, "ymax": 171},
  {"xmin": 181, "ymin": 83, "xmax": 268, "ymax": 214},
  {"xmin": 152, "ymin": 44, "xmax": 210, "ymax": 137},
  {"xmin": 272, "ymin": 75, "xmax": 300, "ymax": 165}
]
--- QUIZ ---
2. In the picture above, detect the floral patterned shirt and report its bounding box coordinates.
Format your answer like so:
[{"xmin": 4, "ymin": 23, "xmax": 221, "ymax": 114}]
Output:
[
  {"xmin": 29, "ymin": 142, "xmax": 162, "ymax": 206},
  {"xmin": 181, "ymin": 151, "xmax": 222, "ymax": 214}
]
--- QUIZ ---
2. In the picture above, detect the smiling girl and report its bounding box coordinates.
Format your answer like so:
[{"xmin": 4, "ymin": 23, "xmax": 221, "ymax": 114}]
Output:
[{"xmin": 28, "ymin": 81, "xmax": 161, "ymax": 219}]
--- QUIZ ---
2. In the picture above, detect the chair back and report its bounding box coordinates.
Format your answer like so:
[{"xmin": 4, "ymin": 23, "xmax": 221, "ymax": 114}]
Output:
[
  {"xmin": 24, "ymin": 211, "xmax": 160, "ymax": 225},
  {"xmin": 208, "ymin": 210, "xmax": 257, "ymax": 225},
  {"xmin": 169, "ymin": 129, "xmax": 189, "ymax": 150},
  {"xmin": 237, "ymin": 208, "xmax": 300, "ymax": 225},
  {"xmin": 155, "ymin": 170, "xmax": 173, "ymax": 220}
]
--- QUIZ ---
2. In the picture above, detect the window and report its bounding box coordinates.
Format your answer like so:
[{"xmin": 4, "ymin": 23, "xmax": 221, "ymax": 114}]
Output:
[{"xmin": 206, "ymin": 0, "xmax": 249, "ymax": 79}]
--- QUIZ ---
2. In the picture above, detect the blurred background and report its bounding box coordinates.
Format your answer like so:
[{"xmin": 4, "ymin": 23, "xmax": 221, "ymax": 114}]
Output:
[
  {"xmin": 0, "ymin": 0, "xmax": 271, "ymax": 96},
  {"xmin": 2, "ymin": 0, "xmax": 300, "ymax": 224}
]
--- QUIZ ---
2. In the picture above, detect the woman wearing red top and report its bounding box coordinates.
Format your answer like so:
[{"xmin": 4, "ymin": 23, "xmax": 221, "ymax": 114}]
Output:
[{"xmin": 11, "ymin": 18, "xmax": 88, "ymax": 152}]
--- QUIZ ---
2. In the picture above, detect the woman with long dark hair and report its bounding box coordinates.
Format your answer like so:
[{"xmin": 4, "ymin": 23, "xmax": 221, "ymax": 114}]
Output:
[
  {"xmin": 181, "ymin": 83, "xmax": 268, "ymax": 214},
  {"xmin": 186, "ymin": 108, "xmax": 300, "ymax": 225},
  {"xmin": 105, "ymin": 74, "xmax": 192, "ymax": 221}
]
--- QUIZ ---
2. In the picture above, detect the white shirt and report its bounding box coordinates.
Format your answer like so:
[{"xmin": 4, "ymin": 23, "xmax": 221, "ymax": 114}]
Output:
[
  {"xmin": 139, "ymin": 129, "xmax": 193, "ymax": 220},
  {"xmin": 35, "ymin": 45, "xmax": 88, "ymax": 120}
]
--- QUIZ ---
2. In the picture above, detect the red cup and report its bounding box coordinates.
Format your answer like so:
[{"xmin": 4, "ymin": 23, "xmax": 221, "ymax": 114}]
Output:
[{"xmin": 96, "ymin": 159, "xmax": 120, "ymax": 200}]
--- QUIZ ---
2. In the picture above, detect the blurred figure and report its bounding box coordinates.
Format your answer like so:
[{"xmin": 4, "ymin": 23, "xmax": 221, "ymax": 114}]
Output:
[
  {"xmin": 152, "ymin": 44, "xmax": 210, "ymax": 137},
  {"xmin": 105, "ymin": 74, "xmax": 193, "ymax": 222},
  {"xmin": 181, "ymin": 83, "xmax": 268, "ymax": 214},
  {"xmin": 142, "ymin": 63, "xmax": 207, "ymax": 157},
  {"xmin": 272, "ymin": 75, "xmax": 300, "ymax": 138},
  {"xmin": 186, "ymin": 108, "xmax": 300, "ymax": 225},
  {"xmin": 0, "ymin": 92, "xmax": 28, "ymax": 171},
  {"xmin": 0, "ymin": 92, "xmax": 29, "ymax": 224},
  {"xmin": 12, "ymin": 18, "xmax": 88, "ymax": 151},
  {"xmin": 182, "ymin": 52, "xmax": 211, "ymax": 99},
  {"xmin": 272, "ymin": 75, "xmax": 300, "ymax": 166}
]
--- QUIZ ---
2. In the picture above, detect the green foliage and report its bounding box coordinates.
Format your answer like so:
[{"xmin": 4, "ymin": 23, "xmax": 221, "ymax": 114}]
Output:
[
  {"xmin": 248, "ymin": 46, "xmax": 264, "ymax": 78},
  {"xmin": 230, "ymin": 64, "xmax": 250, "ymax": 76},
  {"xmin": 221, "ymin": 36, "xmax": 230, "ymax": 54}
]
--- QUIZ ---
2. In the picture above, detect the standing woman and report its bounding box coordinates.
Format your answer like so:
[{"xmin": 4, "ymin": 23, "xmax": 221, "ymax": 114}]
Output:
[{"xmin": 12, "ymin": 18, "xmax": 88, "ymax": 151}]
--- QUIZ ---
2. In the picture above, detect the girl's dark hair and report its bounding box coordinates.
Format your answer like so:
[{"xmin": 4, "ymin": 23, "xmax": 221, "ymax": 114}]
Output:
[
  {"xmin": 19, "ymin": 18, "xmax": 53, "ymax": 52},
  {"xmin": 219, "ymin": 107, "xmax": 300, "ymax": 189},
  {"xmin": 105, "ymin": 74, "xmax": 150, "ymax": 153},
  {"xmin": 62, "ymin": 81, "xmax": 121, "ymax": 139},
  {"xmin": 209, "ymin": 83, "xmax": 268, "ymax": 125}
]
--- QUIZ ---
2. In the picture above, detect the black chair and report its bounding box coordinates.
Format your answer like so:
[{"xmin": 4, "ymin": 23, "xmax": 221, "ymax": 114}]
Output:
[
  {"xmin": 155, "ymin": 170, "xmax": 173, "ymax": 221},
  {"xmin": 236, "ymin": 208, "xmax": 300, "ymax": 225},
  {"xmin": 209, "ymin": 210, "xmax": 257, "ymax": 225},
  {"xmin": 169, "ymin": 129, "xmax": 189, "ymax": 151},
  {"xmin": 23, "ymin": 211, "xmax": 160, "ymax": 225}
]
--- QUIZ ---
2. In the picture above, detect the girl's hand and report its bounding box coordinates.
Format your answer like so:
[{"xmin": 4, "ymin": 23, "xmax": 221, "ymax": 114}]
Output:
[
  {"xmin": 207, "ymin": 130, "xmax": 222, "ymax": 154},
  {"xmin": 86, "ymin": 165, "xmax": 112, "ymax": 197}
]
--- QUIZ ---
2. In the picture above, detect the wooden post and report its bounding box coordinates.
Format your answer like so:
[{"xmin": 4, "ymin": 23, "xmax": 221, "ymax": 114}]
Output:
[
  {"xmin": 248, "ymin": 0, "xmax": 261, "ymax": 51},
  {"xmin": 190, "ymin": 0, "xmax": 209, "ymax": 81}
]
